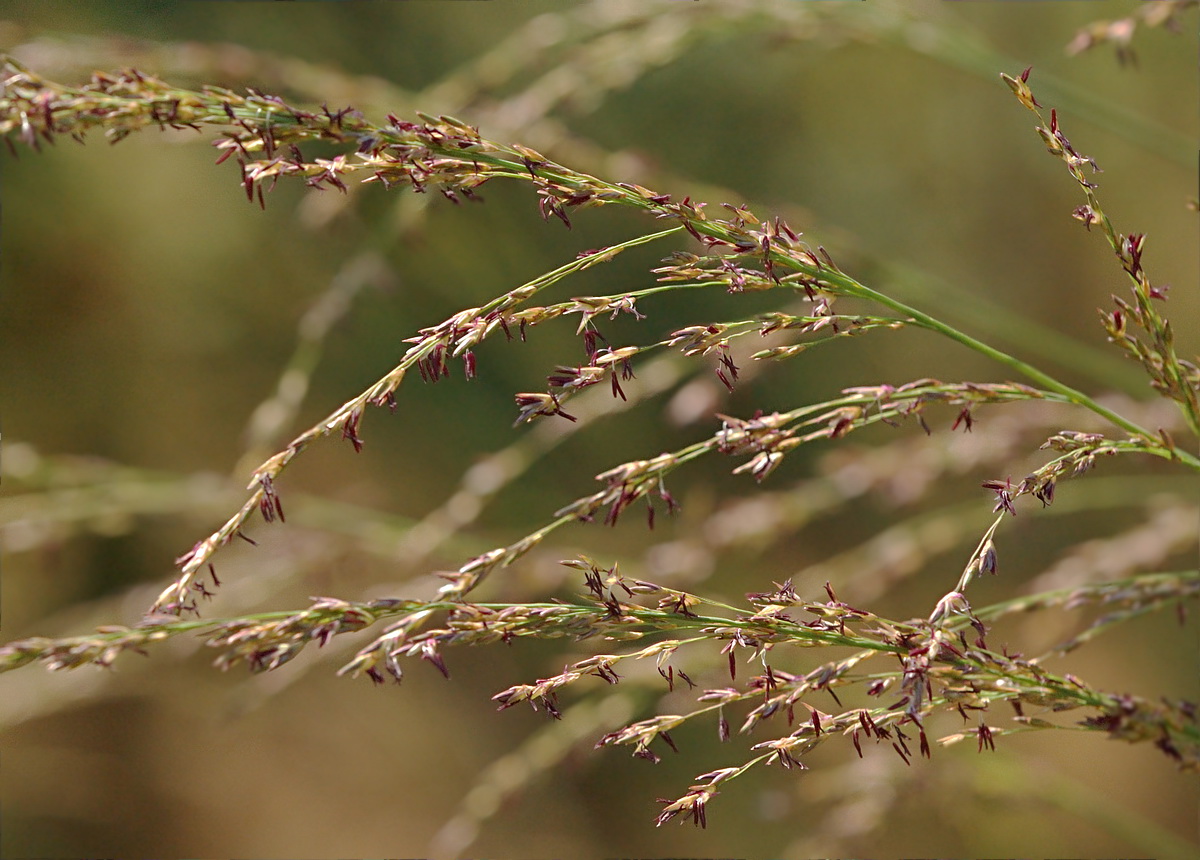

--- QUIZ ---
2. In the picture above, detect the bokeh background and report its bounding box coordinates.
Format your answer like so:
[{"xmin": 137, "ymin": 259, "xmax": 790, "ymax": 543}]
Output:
[{"xmin": 1, "ymin": 1, "xmax": 1196, "ymax": 857}]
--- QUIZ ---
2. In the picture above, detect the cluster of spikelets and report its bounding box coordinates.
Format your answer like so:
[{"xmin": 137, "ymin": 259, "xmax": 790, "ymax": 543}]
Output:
[{"xmin": 1, "ymin": 54, "xmax": 1197, "ymax": 828}]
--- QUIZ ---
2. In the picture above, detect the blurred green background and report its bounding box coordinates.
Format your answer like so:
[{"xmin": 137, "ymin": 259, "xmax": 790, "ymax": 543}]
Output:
[{"xmin": 1, "ymin": 1, "xmax": 1196, "ymax": 857}]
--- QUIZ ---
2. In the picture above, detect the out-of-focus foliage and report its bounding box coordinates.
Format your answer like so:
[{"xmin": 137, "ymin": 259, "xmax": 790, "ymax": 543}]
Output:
[{"xmin": 1, "ymin": 2, "xmax": 1196, "ymax": 858}]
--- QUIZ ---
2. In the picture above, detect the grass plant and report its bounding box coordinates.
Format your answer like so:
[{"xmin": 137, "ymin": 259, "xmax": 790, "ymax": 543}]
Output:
[{"xmin": 1, "ymin": 3, "xmax": 1196, "ymax": 853}]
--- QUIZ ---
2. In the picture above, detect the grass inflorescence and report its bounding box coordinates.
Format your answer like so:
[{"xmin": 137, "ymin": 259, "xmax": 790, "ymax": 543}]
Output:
[{"xmin": 2, "ymin": 50, "xmax": 1197, "ymax": 832}]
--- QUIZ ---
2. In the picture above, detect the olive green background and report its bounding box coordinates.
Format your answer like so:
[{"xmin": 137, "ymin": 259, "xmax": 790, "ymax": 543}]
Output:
[{"xmin": 1, "ymin": 1, "xmax": 1196, "ymax": 857}]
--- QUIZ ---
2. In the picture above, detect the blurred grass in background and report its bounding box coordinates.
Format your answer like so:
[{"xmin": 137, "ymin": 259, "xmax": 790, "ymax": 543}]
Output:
[{"xmin": 1, "ymin": 1, "xmax": 1196, "ymax": 857}]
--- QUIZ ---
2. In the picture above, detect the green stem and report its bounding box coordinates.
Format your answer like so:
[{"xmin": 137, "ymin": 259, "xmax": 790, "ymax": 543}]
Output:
[{"xmin": 814, "ymin": 269, "xmax": 1200, "ymax": 470}]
